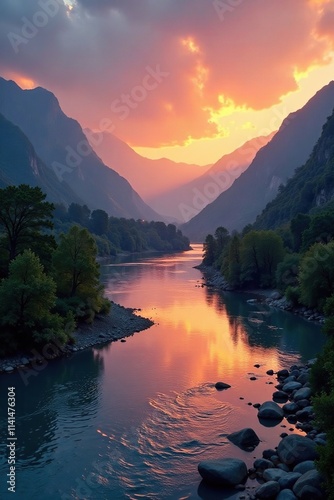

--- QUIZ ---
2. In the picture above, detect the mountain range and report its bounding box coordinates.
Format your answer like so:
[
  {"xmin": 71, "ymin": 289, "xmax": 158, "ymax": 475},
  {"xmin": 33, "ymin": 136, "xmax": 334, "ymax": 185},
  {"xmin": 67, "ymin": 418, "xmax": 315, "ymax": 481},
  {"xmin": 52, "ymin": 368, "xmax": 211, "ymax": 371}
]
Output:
[
  {"xmin": 0, "ymin": 77, "xmax": 161, "ymax": 221},
  {"xmin": 181, "ymin": 81, "xmax": 334, "ymax": 241}
]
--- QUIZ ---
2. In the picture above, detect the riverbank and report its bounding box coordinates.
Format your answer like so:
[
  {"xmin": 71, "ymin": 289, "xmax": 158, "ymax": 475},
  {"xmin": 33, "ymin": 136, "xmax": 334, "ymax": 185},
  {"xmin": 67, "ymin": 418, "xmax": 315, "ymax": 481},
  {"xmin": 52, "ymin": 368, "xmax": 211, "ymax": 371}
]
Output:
[
  {"xmin": 0, "ymin": 301, "xmax": 154, "ymax": 374},
  {"xmin": 197, "ymin": 265, "xmax": 325, "ymax": 325},
  {"xmin": 199, "ymin": 361, "xmax": 326, "ymax": 499}
]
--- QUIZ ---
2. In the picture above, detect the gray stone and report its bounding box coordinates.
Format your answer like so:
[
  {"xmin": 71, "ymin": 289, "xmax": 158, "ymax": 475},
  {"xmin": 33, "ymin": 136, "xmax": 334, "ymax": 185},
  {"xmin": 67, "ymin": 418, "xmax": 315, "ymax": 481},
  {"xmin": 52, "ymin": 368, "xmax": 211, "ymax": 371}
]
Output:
[
  {"xmin": 227, "ymin": 428, "xmax": 260, "ymax": 450},
  {"xmin": 277, "ymin": 463, "xmax": 290, "ymax": 472},
  {"xmin": 296, "ymin": 407, "xmax": 314, "ymax": 421},
  {"xmin": 277, "ymin": 435, "xmax": 318, "ymax": 466},
  {"xmin": 283, "ymin": 381, "xmax": 303, "ymax": 393},
  {"xmin": 293, "ymin": 387, "xmax": 312, "ymax": 402},
  {"xmin": 258, "ymin": 401, "xmax": 284, "ymax": 420},
  {"xmin": 254, "ymin": 458, "xmax": 274, "ymax": 470},
  {"xmin": 215, "ymin": 381, "xmax": 231, "ymax": 390},
  {"xmin": 277, "ymin": 490, "xmax": 297, "ymax": 500},
  {"xmin": 255, "ymin": 480, "xmax": 280, "ymax": 499},
  {"xmin": 314, "ymin": 438, "xmax": 326, "ymax": 446},
  {"xmin": 316, "ymin": 433, "xmax": 326, "ymax": 441},
  {"xmin": 293, "ymin": 461, "xmax": 315, "ymax": 475},
  {"xmin": 263, "ymin": 468, "xmax": 288, "ymax": 481},
  {"xmin": 283, "ymin": 402, "xmax": 299, "ymax": 413},
  {"xmin": 273, "ymin": 391, "xmax": 289, "ymax": 402},
  {"xmin": 262, "ymin": 449, "xmax": 276, "ymax": 460},
  {"xmin": 293, "ymin": 470, "xmax": 323, "ymax": 496},
  {"xmin": 277, "ymin": 369, "xmax": 289, "ymax": 378},
  {"xmin": 297, "ymin": 372, "xmax": 309, "ymax": 385},
  {"xmin": 4, "ymin": 366, "xmax": 14, "ymax": 372},
  {"xmin": 198, "ymin": 458, "xmax": 247, "ymax": 487},
  {"xmin": 278, "ymin": 472, "xmax": 302, "ymax": 489},
  {"xmin": 284, "ymin": 375, "xmax": 297, "ymax": 383},
  {"xmin": 21, "ymin": 357, "xmax": 30, "ymax": 365}
]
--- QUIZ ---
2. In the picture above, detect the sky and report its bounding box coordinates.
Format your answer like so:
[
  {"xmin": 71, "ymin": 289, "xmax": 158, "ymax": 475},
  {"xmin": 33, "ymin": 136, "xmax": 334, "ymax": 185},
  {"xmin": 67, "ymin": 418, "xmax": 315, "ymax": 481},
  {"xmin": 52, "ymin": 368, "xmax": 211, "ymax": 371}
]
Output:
[{"xmin": 0, "ymin": 0, "xmax": 334, "ymax": 165}]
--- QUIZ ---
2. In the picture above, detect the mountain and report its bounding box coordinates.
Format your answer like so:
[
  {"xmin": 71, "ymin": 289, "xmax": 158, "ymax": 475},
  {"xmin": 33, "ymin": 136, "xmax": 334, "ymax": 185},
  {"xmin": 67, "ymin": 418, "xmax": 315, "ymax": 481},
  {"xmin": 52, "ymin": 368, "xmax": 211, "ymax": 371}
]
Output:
[
  {"xmin": 85, "ymin": 129, "xmax": 208, "ymax": 201},
  {"xmin": 147, "ymin": 134, "xmax": 275, "ymax": 221},
  {"xmin": 182, "ymin": 81, "xmax": 334, "ymax": 241},
  {"xmin": 0, "ymin": 112, "xmax": 83, "ymax": 204},
  {"xmin": 253, "ymin": 107, "xmax": 334, "ymax": 229},
  {"xmin": 0, "ymin": 77, "xmax": 162, "ymax": 221}
]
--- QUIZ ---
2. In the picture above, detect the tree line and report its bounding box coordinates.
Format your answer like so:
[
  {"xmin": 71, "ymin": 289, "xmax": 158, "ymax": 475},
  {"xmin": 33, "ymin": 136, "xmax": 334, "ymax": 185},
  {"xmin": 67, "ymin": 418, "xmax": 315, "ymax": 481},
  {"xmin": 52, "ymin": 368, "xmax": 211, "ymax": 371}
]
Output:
[{"xmin": 53, "ymin": 202, "xmax": 190, "ymax": 256}]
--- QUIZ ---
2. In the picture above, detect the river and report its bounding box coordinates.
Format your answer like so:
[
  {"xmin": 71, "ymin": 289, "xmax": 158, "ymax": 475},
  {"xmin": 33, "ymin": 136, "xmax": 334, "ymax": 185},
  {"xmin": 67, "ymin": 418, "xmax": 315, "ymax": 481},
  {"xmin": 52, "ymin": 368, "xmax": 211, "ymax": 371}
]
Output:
[{"xmin": 0, "ymin": 245, "xmax": 325, "ymax": 499}]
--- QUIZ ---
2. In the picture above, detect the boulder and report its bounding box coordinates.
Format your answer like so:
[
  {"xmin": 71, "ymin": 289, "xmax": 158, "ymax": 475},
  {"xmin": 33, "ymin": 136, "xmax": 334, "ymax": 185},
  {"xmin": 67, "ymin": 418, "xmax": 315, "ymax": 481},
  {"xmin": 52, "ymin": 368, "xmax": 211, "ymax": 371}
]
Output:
[
  {"xmin": 282, "ymin": 381, "xmax": 303, "ymax": 393},
  {"xmin": 263, "ymin": 468, "xmax": 287, "ymax": 482},
  {"xmin": 215, "ymin": 381, "xmax": 231, "ymax": 390},
  {"xmin": 283, "ymin": 402, "xmax": 299, "ymax": 414},
  {"xmin": 277, "ymin": 490, "xmax": 297, "ymax": 500},
  {"xmin": 295, "ymin": 407, "xmax": 314, "ymax": 421},
  {"xmin": 299, "ymin": 485, "xmax": 323, "ymax": 499},
  {"xmin": 266, "ymin": 369, "xmax": 274, "ymax": 376},
  {"xmin": 254, "ymin": 458, "xmax": 274, "ymax": 470},
  {"xmin": 258, "ymin": 401, "xmax": 284, "ymax": 420},
  {"xmin": 293, "ymin": 470, "xmax": 323, "ymax": 496},
  {"xmin": 293, "ymin": 387, "xmax": 312, "ymax": 402},
  {"xmin": 227, "ymin": 428, "xmax": 260, "ymax": 450},
  {"xmin": 273, "ymin": 391, "xmax": 289, "ymax": 402},
  {"xmin": 277, "ymin": 435, "xmax": 318, "ymax": 466},
  {"xmin": 262, "ymin": 448, "xmax": 276, "ymax": 460},
  {"xmin": 297, "ymin": 372, "xmax": 309, "ymax": 385},
  {"xmin": 277, "ymin": 369, "xmax": 289, "ymax": 378},
  {"xmin": 278, "ymin": 472, "xmax": 302, "ymax": 490},
  {"xmin": 4, "ymin": 366, "xmax": 14, "ymax": 372},
  {"xmin": 255, "ymin": 480, "xmax": 280, "ymax": 499},
  {"xmin": 198, "ymin": 458, "xmax": 247, "ymax": 487}
]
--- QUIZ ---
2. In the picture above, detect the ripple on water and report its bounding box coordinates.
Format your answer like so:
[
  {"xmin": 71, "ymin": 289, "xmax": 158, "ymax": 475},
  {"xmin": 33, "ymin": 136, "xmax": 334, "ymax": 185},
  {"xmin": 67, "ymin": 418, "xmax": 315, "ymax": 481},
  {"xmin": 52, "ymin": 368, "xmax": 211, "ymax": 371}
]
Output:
[{"xmin": 106, "ymin": 383, "xmax": 237, "ymax": 499}]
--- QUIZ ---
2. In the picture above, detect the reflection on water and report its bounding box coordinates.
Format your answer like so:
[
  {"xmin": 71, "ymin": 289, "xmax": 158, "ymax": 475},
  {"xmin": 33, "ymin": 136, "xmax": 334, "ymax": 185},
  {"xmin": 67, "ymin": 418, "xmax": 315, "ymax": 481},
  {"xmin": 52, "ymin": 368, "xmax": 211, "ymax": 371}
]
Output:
[{"xmin": 0, "ymin": 245, "xmax": 326, "ymax": 499}]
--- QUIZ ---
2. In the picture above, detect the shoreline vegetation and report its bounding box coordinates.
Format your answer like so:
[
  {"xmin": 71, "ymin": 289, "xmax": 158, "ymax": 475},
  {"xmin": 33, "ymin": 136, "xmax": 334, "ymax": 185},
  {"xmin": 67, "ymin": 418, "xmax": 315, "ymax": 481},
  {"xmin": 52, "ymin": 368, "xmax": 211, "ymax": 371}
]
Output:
[{"xmin": 0, "ymin": 301, "xmax": 154, "ymax": 375}]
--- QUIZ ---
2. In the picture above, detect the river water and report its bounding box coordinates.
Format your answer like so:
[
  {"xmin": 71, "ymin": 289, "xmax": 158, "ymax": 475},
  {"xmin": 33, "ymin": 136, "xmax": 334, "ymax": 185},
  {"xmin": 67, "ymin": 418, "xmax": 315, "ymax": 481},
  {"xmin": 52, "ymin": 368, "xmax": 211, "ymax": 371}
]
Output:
[{"xmin": 0, "ymin": 245, "xmax": 325, "ymax": 499}]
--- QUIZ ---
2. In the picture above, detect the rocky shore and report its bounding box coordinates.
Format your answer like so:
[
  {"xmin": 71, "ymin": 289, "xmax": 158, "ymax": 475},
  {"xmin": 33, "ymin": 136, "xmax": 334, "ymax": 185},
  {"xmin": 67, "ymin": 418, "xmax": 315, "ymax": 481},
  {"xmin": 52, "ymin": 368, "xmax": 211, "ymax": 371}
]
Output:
[
  {"xmin": 199, "ymin": 361, "xmax": 327, "ymax": 499},
  {"xmin": 197, "ymin": 266, "xmax": 325, "ymax": 325},
  {"xmin": 0, "ymin": 301, "xmax": 154, "ymax": 374}
]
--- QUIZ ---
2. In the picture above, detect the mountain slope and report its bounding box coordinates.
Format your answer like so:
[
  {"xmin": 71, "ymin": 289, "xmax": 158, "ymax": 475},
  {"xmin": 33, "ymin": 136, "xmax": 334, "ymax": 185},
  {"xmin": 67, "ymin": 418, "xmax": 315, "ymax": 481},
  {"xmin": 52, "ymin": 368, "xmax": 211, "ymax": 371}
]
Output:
[
  {"xmin": 253, "ymin": 108, "xmax": 334, "ymax": 229},
  {"xmin": 85, "ymin": 129, "xmax": 208, "ymax": 200},
  {"xmin": 182, "ymin": 81, "xmax": 334, "ymax": 241},
  {"xmin": 0, "ymin": 77, "xmax": 161, "ymax": 221},
  {"xmin": 147, "ymin": 134, "xmax": 274, "ymax": 221},
  {"xmin": 0, "ymin": 112, "xmax": 83, "ymax": 205}
]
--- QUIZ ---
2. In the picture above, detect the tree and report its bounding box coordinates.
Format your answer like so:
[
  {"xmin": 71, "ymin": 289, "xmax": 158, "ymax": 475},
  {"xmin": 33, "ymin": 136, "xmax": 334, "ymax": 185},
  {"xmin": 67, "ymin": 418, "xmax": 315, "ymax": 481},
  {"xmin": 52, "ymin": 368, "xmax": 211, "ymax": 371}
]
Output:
[
  {"xmin": 0, "ymin": 184, "xmax": 55, "ymax": 268},
  {"xmin": 90, "ymin": 209, "xmax": 109, "ymax": 236},
  {"xmin": 275, "ymin": 253, "xmax": 300, "ymax": 293},
  {"xmin": 0, "ymin": 250, "xmax": 69, "ymax": 350},
  {"xmin": 290, "ymin": 213, "xmax": 310, "ymax": 252},
  {"xmin": 52, "ymin": 226, "xmax": 109, "ymax": 321},
  {"xmin": 301, "ymin": 210, "xmax": 334, "ymax": 252},
  {"xmin": 202, "ymin": 234, "xmax": 216, "ymax": 266},
  {"xmin": 224, "ymin": 234, "xmax": 241, "ymax": 288},
  {"xmin": 68, "ymin": 203, "xmax": 91, "ymax": 227},
  {"xmin": 299, "ymin": 241, "xmax": 334, "ymax": 310},
  {"xmin": 240, "ymin": 230, "xmax": 285, "ymax": 287}
]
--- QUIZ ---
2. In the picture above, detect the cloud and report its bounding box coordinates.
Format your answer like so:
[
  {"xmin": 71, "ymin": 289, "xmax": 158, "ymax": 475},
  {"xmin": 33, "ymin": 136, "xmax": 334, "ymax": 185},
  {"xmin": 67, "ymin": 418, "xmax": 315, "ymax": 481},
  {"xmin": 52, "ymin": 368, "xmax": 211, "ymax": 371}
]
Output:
[{"xmin": 0, "ymin": 0, "xmax": 333, "ymax": 147}]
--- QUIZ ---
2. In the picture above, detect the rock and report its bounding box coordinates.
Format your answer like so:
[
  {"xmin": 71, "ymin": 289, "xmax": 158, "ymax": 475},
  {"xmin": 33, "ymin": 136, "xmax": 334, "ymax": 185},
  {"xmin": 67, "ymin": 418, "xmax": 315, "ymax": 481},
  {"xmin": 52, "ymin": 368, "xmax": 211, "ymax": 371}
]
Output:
[
  {"xmin": 262, "ymin": 449, "xmax": 277, "ymax": 460},
  {"xmin": 278, "ymin": 472, "xmax": 302, "ymax": 490},
  {"xmin": 299, "ymin": 485, "xmax": 323, "ymax": 499},
  {"xmin": 277, "ymin": 435, "xmax": 318, "ymax": 466},
  {"xmin": 282, "ymin": 381, "xmax": 303, "ymax": 393},
  {"xmin": 263, "ymin": 468, "xmax": 288, "ymax": 482},
  {"xmin": 293, "ymin": 461, "xmax": 315, "ymax": 475},
  {"xmin": 293, "ymin": 470, "xmax": 323, "ymax": 497},
  {"xmin": 266, "ymin": 369, "xmax": 274, "ymax": 376},
  {"xmin": 215, "ymin": 381, "xmax": 231, "ymax": 390},
  {"xmin": 277, "ymin": 369, "xmax": 289, "ymax": 378},
  {"xmin": 297, "ymin": 372, "xmax": 309, "ymax": 385},
  {"xmin": 253, "ymin": 403, "xmax": 261, "ymax": 409},
  {"xmin": 283, "ymin": 402, "xmax": 299, "ymax": 414},
  {"xmin": 255, "ymin": 480, "xmax": 280, "ymax": 499},
  {"xmin": 254, "ymin": 458, "xmax": 274, "ymax": 470},
  {"xmin": 198, "ymin": 458, "xmax": 247, "ymax": 487},
  {"xmin": 250, "ymin": 376, "xmax": 257, "ymax": 381},
  {"xmin": 254, "ymin": 364, "xmax": 261, "ymax": 368},
  {"xmin": 4, "ymin": 366, "xmax": 14, "ymax": 372},
  {"xmin": 277, "ymin": 463, "xmax": 290, "ymax": 472},
  {"xmin": 296, "ymin": 399, "xmax": 311, "ymax": 409},
  {"xmin": 271, "ymin": 291, "xmax": 282, "ymax": 300},
  {"xmin": 293, "ymin": 387, "xmax": 312, "ymax": 402},
  {"xmin": 314, "ymin": 438, "xmax": 326, "ymax": 446},
  {"xmin": 287, "ymin": 415, "xmax": 298, "ymax": 424},
  {"xmin": 273, "ymin": 391, "xmax": 289, "ymax": 402},
  {"xmin": 21, "ymin": 357, "xmax": 30, "ymax": 365},
  {"xmin": 277, "ymin": 490, "xmax": 297, "ymax": 500},
  {"xmin": 284, "ymin": 375, "xmax": 297, "ymax": 383},
  {"xmin": 227, "ymin": 428, "xmax": 260, "ymax": 450},
  {"xmin": 296, "ymin": 407, "xmax": 314, "ymax": 421},
  {"xmin": 258, "ymin": 401, "xmax": 284, "ymax": 421}
]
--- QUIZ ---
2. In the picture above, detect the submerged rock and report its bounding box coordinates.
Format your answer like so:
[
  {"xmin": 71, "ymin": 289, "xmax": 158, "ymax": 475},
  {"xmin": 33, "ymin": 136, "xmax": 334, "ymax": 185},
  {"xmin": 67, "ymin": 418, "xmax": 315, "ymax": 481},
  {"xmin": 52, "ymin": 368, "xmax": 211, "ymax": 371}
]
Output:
[
  {"xmin": 214, "ymin": 381, "xmax": 231, "ymax": 390},
  {"xmin": 198, "ymin": 458, "xmax": 247, "ymax": 487}
]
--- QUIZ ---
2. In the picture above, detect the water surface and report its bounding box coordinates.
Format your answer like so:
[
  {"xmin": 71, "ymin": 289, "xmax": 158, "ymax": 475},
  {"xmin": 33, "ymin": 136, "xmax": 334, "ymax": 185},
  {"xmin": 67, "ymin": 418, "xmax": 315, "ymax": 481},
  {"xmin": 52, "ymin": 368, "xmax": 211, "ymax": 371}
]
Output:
[{"xmin": 0, "ymin": 245, "xmax": 325, "ymax": 499}]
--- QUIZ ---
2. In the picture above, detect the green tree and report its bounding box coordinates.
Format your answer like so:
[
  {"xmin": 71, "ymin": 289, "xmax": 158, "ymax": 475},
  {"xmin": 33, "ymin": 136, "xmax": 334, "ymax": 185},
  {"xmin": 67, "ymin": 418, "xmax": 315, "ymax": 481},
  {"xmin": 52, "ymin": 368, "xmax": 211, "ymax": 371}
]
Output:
[
  {"xmin": 240, "ymin": 230, "xmax": 285, "ymax": 287},
  {"xmin": 0, "ymin": 250, "xmax": 69, "ymax": 350},
  {"xmin": 275, "ymin": 253, "xmax": 300, "ymax": 293},
  {"xmin": 202, "ymin": 234, "xmax": 216, "ymax": 266},
  {"xmin": 224, "ymin": 234, "xmax": 241, "ymax": 287},
  {"xmin": 299, "ymin": 241, "xmax": 334, "ymax": 310},
  {"xmin": 90, "ymin": 209, "xmax": 109, "ymax": 236},
  {"xmin": 0, "ymin": 184, "xmax": 55, "ymax": 268},
  {"xmin": 290, "ymin": 213, "xmax": 310, "ymax": 252},
  {"xmin": 301, "ymin": 210, "xmax": 334, "ymax": 252},
  {"xmin": 52, "ymin": 225, "xmax": 109, "ymax": 322},
  {"xmin": 68, "ymin": 203, "xmax": 91, "ymax": 227}
]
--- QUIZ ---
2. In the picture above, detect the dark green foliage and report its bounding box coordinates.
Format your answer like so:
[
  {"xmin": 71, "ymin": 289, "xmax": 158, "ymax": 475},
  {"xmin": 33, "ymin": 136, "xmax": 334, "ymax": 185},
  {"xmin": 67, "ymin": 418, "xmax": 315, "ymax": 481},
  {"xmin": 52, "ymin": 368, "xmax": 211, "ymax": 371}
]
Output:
[
  {"xmin": 202, "ymin": 234, "xmax": 217, "ymax": 266},
  {"xmin": 291, "ymin": 213, "xmax": 311, "ymax": 252},
  {"xmin": 0, "ymin": 250, "xmax": 70, "ymax": 353},
  {"xmin": 224, "ymin": 234, "xmax": 241, "ymax": 287},
  {"xmin": 0, "ymin": 184, "xmax": 55, "ymax": 273},
  {"xmin": 299, "ymin": 242, "xmax": 334, "ymax": 310},
  {"xmin": 275, "ymin": 254, "xmax": 300, "ymax": 293},
  {"xmin": 301, "ymin": 210, "xmax": 334, "ymax": 252}
]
